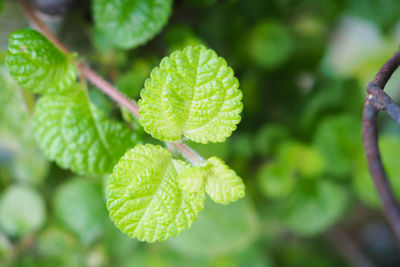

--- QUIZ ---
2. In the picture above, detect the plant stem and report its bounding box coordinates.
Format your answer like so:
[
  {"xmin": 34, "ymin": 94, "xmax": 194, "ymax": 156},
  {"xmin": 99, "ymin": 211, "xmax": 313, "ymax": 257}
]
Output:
[
  {"xmin": 77, "ymin": 64, "xmax": 140, "ymax": 117},
  {"xmin": 367, "ymin": 83, "xmax": 400, "ymax": 124},
  {"xmin": 19, "ymin": 0, "xmax": 69, "ymax": 54},
  {"xmin": 362, "ymin": 50, "xmax": 400, "ymax": 245},
  {"xmin": 172, "ymin": 142, "xmax": 205, "ymax": 166},
  {"xmin": 18, "ymin": 0, "xmax": 203, "ymax": 163}
]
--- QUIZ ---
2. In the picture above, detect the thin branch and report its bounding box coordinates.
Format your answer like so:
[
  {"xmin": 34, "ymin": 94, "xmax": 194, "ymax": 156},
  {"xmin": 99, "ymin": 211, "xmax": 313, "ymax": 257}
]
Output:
[
  {"xmin": 18, "ymin": 0, "xmax": 201, "ymax": 163},
  {"xmin": 77, "ymin": 64, "xmax": 140, "ymax": 117},
  {"xmin": 362, "ymin": 50, "xmax": 400, "ymax": 245},
  {"xmin": 172, "ymin": 142, "xmax": 205, "ymax": 166},
  {"xmin": 19, "ymin": 0, "xmax": 69, "ymax": 54},
  {"xmin": 367, "ymin": 83, "xmax": 400, "ymax": 124}
]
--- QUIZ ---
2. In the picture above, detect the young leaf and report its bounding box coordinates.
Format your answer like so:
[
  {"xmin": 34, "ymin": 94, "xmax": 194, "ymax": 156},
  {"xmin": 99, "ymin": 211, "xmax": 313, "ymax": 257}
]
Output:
[
  {"xmin": 33, "ymin": 86, "xmax": 137, "ymax": 175},
  {"xmin": 177, "ymin": 166, "xmax": 205, "ymax": 193},
  {"xmin": 107, "ymin": 144, "xmax": 206, "ymax": 243},
  {"xmin": 204, "ymin": 157, "xmax": 245, "ymax": 204},
  {"xmin": 6, "ymin": 28, "xmax": 76, "ymax": 94},
  {"xmin": 92, "ymin": 0, "xmax": 173, "ymax": 49},
  {"xmin": 139, "ymin": 45, "xmax": 243, "ymax": 143}
]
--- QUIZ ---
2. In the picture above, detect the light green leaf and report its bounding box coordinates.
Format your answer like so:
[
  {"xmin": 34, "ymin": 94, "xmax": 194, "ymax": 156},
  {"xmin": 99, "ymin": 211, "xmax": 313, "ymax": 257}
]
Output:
[
  {"xmin": 282, "ymin": 180, "xmax": 348, "ymax": 236},
  {"xmin": 204, "ymin": 157, "xmax": 245, "ymax": 204},
  {"xmin": 177, "ymin": 166, "xmax": 206, "ymax": 193},
  {"xmin": 0, "ymin": 185, "xmax": 46, "ymax": 237},
  {"xmin": 92, "ymin": 0, "xmax": 173, "ymax": 49},
  {"xmin": 139, "ymin": 45, "xmax": 243, "ymax": 143},
  {"xmin": 53, "ymin": 178, "xmax": 108, "ymax": 245},
  {"xmin": 107, "ymin": 144, "xmax": 206, "ymax": 242},
  {"xmin": 6, "ymin": 28, "xmax": 76, "ymax": 94},
  {"xmin": 33, "ymin": 86, "xmax": 137, "ymax": 175}
]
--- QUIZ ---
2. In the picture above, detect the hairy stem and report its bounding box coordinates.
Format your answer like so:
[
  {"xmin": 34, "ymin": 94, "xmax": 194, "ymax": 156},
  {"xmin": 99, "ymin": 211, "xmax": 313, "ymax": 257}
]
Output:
[
  {"xmin": 362, "ymin": 51, "xmax": 400, "ymax": 244},
  {"xmin": 77, "ymin": 64, "xmax": 140, "ymax": 117},
  {"xmin": 172, "ymin": 142, "xmax": 205, "ymax": 166},
  {"xmin": 18, "ymin": 0, "xmax": 202, "ymax": 162}
]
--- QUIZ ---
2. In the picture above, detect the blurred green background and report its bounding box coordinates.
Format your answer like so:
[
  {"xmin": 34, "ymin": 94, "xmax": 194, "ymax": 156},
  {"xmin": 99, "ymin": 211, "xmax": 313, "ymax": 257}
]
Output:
[{"xmin": 1, "ymin": 0, "xmax": 400, "ymax": 266}]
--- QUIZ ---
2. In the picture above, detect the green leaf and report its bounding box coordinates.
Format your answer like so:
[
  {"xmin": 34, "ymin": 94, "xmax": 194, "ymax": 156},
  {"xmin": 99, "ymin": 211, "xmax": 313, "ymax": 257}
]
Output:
[
  {"xmin": 54, "ymin": 178, "xmax": 108, "ymax": 246},
  {"xmin": 107, "ymin": 144, "xmax": 206, "ymax": 242},
  {"xmin": 278, "ymin": 141, "xmax": 325, "ymax": 179},
  {"xmin": 247, "ymin": 21, "xmax": 293, "ymax": 68},
  {"xmin": 254, "ymin": 124, "xmax": 289, "ymax": 156},
  {"xmin": 177, "ymin": 166, "xmax": 206, "ymax": 193},
  {"xmin": 33, "ymin": 86, "xmax": 137, "ymax": 175},
  {"xmin": 257, "ymin": 161, "xmax": 296, "ymax": 199},
  {"xmin": 92, "ymin": 0, "xmax": 173, "ymax": 49},
  {"xmin": 168, "ymin": 198, "xmax": 258, "ymax": 256},
  {"xmin": 314, "ymin": 115, "xmax": 362, "ymax": 178},
  {"xmin": 282, "ymin": 180, "xmax": 348, "ymax": 236},
  {"xmin": 0, "ymin": 60, "xmax": 49, "ymax": 186},
  {"xmin": 6, "ymin": 28, "xmax": 76, "ymax": 94},
  {"xmin": 0, "ymin": 185, "xmax": 46, "ymax": 236},
  {"xmin": 0, "ymin": 62, "xmax": 30, "ymax": 144},
  {"xmin": 139, "ymin": 45, "xmax": 243, "ymax": 143},
  {"xmin": 204, "ymin": 157, "xmax": 245, "ymax": 204}
]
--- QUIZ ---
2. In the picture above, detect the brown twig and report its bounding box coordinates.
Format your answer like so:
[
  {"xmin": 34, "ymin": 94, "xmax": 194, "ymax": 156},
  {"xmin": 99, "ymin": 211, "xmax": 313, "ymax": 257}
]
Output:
[
  {"xmin": 362, "ymin": 51, "xmax": 400, "ymax": 244},
  {"xmin": 18, "ymin": 0, "xmax": 204, "ymax": 162}
]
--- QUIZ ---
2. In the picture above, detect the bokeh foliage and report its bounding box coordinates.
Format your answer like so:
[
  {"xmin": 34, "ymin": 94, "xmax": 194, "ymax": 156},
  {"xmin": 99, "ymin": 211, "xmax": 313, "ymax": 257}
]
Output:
[{"xmin": 1, "ymin": 0, "xmax": 400, "ymax": 266}]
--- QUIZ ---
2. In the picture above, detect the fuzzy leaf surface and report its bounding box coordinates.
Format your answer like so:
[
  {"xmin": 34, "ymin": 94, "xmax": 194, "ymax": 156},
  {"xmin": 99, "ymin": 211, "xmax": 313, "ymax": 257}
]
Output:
[
  {"xmin": 107, "ymin": 144, "xmax": 206, "ymax": 242},
  {"xmin": 92, "ymin": 0, "xmax": 172, "ymax": 49},
  {"xmin": 6, "ymin": 28, "xmax": 76, "ymax": 94},
  {"xmin": 139, "ymin": 45, "xmax": 243, "ymax": 143},
  {"xmin": 33, "ymin": 87, "xmax": 137, "ymax": 175},
  {"xmin": 205, "ymin": 157, "xmax": 245, "ymax": 204}
]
